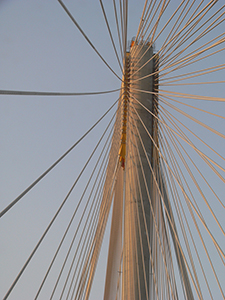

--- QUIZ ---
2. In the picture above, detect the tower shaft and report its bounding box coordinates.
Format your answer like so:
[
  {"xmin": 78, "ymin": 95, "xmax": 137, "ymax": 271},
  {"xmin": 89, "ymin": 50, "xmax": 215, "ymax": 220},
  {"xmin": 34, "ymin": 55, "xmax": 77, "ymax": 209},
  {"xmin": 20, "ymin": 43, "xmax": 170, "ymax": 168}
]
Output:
[{"xmin": 123, "ymin": 44, "xmax": 155, "ymax": 300}]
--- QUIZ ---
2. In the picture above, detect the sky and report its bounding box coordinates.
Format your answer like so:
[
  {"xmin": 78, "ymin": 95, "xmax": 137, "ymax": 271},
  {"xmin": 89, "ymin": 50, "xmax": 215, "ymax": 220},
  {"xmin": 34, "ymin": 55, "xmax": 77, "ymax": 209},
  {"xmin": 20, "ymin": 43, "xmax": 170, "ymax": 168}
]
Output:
[{"xmin": 0, "ymin": 1, "xmax": 224, "ymax": 299}]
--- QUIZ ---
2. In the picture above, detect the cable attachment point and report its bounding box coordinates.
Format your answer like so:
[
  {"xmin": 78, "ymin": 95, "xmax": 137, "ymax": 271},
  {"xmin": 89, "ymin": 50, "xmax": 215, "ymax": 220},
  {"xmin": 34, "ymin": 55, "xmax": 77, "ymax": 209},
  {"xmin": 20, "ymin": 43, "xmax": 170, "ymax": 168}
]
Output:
[{"xmin": 119, "ymin": 52, "xmax": 130, "ymax": 170}]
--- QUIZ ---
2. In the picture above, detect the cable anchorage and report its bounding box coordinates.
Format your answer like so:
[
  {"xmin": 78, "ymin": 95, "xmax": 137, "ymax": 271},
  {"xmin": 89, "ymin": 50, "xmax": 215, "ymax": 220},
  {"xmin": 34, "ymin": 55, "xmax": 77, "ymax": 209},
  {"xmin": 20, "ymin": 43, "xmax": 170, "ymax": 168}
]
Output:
[{"xmin": 119, "ymin": 52, "xmax": 130, "ymax": 169}]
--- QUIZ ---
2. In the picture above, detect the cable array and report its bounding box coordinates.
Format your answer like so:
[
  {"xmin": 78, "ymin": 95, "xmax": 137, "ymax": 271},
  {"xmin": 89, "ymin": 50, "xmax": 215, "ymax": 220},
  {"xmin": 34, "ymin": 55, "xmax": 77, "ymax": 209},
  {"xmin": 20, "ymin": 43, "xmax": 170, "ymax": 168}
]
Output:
[{"xmin": 1, "ymin": 1, "xmax": 224, "ymax": 300}]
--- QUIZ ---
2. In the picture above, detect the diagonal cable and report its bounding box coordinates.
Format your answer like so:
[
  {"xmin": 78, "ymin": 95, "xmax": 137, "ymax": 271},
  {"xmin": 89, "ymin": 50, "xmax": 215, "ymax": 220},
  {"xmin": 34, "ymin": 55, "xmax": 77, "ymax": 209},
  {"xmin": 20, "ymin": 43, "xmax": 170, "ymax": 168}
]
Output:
[
  {"xmin": 99, "ymin": 0, "xmax": 123, "ymax": 72},
  {"xmin": 58, "ymin": 0, "xmax": 121, "ymax": 81},
  {"xmin": 0, "ymin": 98, "xmax": 119, "ymax": 219}
]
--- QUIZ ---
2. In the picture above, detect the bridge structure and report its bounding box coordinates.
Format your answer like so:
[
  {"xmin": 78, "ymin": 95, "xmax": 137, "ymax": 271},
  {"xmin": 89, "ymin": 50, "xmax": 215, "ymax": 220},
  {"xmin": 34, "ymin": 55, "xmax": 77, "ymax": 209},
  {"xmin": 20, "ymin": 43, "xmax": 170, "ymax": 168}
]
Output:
[{"xmin": 0, "ymin": 1, "xmax": 224, "ymax": 299}]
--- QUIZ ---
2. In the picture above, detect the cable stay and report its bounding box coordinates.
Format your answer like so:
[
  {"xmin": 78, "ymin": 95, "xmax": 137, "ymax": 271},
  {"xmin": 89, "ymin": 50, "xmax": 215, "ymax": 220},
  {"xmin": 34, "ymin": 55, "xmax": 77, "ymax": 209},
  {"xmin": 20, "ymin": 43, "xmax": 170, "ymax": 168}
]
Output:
[
  {"xmin": 57, "ymin": 0, "xmax": 122, "ymax": 81},
  {"xmin": 0, "ymin": 98, "xmax": 119, "ymax": 219},
  {"xmin": 0, "ymin": 88, "xmax": 121, "ymax": 96}
]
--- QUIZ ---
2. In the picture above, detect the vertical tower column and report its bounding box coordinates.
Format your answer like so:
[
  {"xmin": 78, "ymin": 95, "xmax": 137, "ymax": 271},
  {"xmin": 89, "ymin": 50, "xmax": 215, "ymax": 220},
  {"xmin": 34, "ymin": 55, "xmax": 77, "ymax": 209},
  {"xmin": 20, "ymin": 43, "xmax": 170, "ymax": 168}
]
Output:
[{"xmin": 122, "ymin": 44, "xmax": 154, "ymax": 300}]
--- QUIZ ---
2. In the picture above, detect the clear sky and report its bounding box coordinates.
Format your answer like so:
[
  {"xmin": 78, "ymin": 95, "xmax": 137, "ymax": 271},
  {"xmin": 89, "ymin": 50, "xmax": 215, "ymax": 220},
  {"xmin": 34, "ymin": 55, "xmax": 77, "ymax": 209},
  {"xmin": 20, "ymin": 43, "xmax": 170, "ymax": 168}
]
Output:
[{"xmin": 0, "ymin": 1, "xmax": 224, "ymax": 299}]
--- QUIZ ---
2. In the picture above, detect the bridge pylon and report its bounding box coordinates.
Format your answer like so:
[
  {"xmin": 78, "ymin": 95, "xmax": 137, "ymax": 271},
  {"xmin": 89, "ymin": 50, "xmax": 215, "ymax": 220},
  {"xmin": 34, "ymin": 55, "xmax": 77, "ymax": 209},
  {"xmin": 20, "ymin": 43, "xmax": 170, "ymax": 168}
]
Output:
[{"xmin": 103, "ymin": 42, "xmax": 194, "ymax": 300}]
